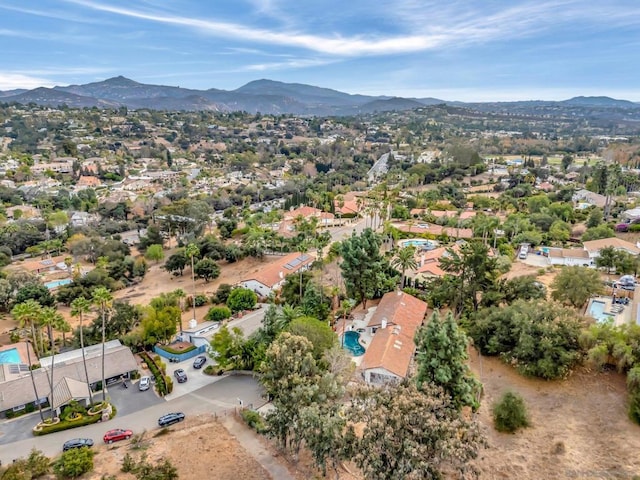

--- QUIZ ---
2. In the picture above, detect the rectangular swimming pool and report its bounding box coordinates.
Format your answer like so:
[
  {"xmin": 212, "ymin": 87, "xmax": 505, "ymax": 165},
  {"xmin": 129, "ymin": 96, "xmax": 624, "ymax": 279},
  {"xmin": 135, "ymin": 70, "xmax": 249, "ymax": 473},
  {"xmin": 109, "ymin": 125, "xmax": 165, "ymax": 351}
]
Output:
[
  {"xmin": 0, "ymin": 347, "xmax": 22, "ymax": 364},
  {"xmin": 587, "ymin": 300, "xmax": 614, "ymax": 323}
]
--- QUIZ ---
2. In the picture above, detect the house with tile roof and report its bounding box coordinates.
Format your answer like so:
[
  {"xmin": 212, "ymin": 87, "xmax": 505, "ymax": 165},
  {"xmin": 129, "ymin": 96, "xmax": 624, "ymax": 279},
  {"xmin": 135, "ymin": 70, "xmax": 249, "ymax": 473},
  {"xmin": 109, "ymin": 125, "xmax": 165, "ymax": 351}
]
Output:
[
  {"xmin": 358, "ymin": 291, "xmax": 428, "ymax": 385},
  {"xmin": 239, "ymin": 252, "xmax": 315, "ymax": 297}
]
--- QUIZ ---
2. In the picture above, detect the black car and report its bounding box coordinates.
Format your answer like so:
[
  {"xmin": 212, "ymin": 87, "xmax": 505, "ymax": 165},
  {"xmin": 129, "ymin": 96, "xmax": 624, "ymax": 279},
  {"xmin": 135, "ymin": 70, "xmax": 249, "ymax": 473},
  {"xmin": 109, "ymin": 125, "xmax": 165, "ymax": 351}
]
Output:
[
  {"xmin": 158, "ymin": 412, "xmax": 185, "ymax": 427},
  {"xmin": 174, "ymin": 368, "xmax": 188, "ymax": 383},
  {"xmin": 193, "ymin": 355, "xmax": 207, "ymax": 369},
  {"xmin": 63, "ymin": 438, "xmax": 94, "ymax": 451}
]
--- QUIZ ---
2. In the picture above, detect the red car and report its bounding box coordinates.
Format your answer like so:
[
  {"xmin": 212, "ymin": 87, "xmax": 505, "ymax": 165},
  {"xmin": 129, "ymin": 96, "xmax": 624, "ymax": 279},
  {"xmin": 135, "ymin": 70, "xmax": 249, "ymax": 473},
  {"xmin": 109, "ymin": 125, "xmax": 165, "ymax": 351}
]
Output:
[{"xmin": 103, "ymin": 428, "xmax": 133, "ymax": 444}]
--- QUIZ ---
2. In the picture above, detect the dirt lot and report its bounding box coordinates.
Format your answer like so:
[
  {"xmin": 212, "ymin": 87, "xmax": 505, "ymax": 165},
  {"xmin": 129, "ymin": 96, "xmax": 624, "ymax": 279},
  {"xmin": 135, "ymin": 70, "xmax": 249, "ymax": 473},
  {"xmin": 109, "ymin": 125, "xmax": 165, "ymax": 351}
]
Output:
[
  {"xmin": 470, "ymin": 352, "xmax": 640, "ymax": 480},
  {"xmin": 87, "ymin": 414, "xmax": 272, "ymax": 480}
]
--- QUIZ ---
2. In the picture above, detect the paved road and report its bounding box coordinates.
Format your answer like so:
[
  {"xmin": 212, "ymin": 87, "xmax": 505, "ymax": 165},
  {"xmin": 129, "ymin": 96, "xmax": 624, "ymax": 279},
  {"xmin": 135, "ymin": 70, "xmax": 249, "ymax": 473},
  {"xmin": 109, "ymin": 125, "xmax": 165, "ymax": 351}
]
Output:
[{"xmin": 0, "ymin": 375, "xmax": 264, "ymax": 465}]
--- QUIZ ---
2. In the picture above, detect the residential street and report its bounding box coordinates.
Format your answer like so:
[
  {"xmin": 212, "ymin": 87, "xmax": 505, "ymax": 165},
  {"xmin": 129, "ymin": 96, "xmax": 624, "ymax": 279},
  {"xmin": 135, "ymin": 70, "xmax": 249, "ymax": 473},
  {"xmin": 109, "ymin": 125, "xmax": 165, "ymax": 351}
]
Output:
[{"xmin": 0, "ymin": 375, "xmax": 264, "ymax": 465}]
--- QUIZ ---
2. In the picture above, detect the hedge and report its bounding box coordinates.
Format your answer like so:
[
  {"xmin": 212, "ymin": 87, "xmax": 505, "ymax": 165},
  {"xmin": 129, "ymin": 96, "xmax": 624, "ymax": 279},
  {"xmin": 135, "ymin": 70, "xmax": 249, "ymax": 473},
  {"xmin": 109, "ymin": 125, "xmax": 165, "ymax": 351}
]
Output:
[
  {"xmin": 140, "ymin": 351, "xmax": 168, "ymax": 396},
  {"xmin": 33, "ymin": 404, "xmax": 117, "ymax": 436},
  {"xmin": 157, "ymin": 344, "xmax": 196, "ymax": 355}
]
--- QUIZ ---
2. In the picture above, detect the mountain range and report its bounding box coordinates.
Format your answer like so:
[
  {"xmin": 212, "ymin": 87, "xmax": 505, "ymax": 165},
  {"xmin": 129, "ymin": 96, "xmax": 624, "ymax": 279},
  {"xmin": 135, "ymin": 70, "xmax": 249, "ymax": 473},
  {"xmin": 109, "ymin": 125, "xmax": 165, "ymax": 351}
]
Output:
[{"xmin": 0, "ymin": 76, "xmax": 638, "ymax": 116}]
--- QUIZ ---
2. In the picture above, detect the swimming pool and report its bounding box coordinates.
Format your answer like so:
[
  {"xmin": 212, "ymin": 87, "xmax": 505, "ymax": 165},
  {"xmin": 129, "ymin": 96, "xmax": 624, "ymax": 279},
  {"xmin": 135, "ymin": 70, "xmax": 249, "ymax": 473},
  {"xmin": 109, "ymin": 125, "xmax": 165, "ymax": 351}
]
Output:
[
  {"xmin": 587, "ymin": 300, "xmax": 614, "ymax": 323},
  {"xmin": 342, "ymin": 331, "xmax": 366, "ymax": 356},
  {"xmin": 398, "ymin": 239, "xmax": 437, "ymax": 250},
  {"xmin": 0, "ymin": 347, "xmax": 22, "ymax": 364},
  {"xmin": 45, "ymin": 278, "xmax": 72, "ymax": 290}
]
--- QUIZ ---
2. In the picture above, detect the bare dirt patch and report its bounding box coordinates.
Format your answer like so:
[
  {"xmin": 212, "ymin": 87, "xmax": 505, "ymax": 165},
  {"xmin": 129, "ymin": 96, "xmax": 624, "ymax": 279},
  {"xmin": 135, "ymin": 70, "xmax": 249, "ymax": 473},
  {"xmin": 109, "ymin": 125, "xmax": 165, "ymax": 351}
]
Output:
[
  {"xmin": 470, "ymin": 350, "xmax": 640, "ymax": 480},
  {"xmin": 87, "ymin": 414, "xmax": 272, "ymax": 480}
]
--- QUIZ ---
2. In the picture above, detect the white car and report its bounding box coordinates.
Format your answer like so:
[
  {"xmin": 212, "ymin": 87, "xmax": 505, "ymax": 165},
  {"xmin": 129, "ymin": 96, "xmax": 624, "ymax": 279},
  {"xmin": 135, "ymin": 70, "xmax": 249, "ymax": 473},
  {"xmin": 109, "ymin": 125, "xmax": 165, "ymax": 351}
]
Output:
[{"xmin": 139, "ymin": 376, "xmax": 151, "ymax": 391}]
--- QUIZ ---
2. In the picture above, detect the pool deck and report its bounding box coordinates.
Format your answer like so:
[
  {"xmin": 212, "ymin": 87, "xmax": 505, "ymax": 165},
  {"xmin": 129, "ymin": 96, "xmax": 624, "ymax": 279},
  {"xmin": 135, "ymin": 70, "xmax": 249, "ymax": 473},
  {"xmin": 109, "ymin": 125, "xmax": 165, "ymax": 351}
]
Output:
[
  {"xmin": 0, "ymin": 341, "xmax": 37, "ymax": 366},
  {"xmin": 336, "ymin": 305, "xmax": 377, "ymax": 367},
  {"xmin": 587, "ymin": 296, "xmax": 633, "ymax": 326}
]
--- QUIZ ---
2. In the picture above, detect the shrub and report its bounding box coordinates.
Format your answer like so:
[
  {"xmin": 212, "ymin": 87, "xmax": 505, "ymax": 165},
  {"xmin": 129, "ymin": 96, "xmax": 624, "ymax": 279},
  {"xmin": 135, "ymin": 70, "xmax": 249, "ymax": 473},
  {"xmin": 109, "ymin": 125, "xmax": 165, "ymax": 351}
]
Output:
[
  {"xmin": 214, "ymin": 283, "xmax": 233, "ymax": 304},
  {"xmin": 53, "ymin": 447, "xmax": 94, "ymax": 478},
  {"xmin": 241, "ymin": 409, "xmax": 266, "ymax": 433},
  {"xmin": 2, "ymin": 449, "xmax": 51, "ymax": 479},
  {"xmin": 492, "ymin": 392, "xmax": 529, "ymax": 433},
  {"xmin": 194, "ymin": 294, "xmax": 208, "ymax": 307},
  {"xmin": 121, "ymin": 453, "xmax": 136, "ymax": 473},
  {"xmin": 226, "ymin": 288, "xmax": 257, "ymax": 313},
  {"xmin": 157, "ymin": 344, "xmax": 196, "ymax": 355},
  {"xmin": 205, "ymin": 306, "xmax": 232, "ymax": 322},
  {"xmin": 33, "ymin": 404, "xmax": 116, "ymax": 436},
  {"xmin": 629, "ymin": 389, "xmax": 640, "ymax": 424},
  {"xmin": 164, "ymin": 375, "xmax": 174, "ymax": 394}
]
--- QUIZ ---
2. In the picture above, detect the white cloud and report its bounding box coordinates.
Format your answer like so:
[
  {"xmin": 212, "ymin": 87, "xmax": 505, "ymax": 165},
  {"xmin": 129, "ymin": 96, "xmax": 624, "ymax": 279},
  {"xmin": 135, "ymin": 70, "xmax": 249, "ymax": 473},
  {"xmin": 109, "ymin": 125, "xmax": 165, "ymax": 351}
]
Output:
[{"xmin": 0, "ymin": 73, "xmax": 55, "ymax": 90}]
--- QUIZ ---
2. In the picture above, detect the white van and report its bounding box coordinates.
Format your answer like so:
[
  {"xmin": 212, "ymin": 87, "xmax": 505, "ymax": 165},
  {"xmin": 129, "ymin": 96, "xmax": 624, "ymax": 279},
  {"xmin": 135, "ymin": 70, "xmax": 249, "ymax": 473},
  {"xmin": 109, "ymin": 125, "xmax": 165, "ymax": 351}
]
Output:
[{"xmin": 518, "ymin": 246, "xmax": 529, "ymax": 260}]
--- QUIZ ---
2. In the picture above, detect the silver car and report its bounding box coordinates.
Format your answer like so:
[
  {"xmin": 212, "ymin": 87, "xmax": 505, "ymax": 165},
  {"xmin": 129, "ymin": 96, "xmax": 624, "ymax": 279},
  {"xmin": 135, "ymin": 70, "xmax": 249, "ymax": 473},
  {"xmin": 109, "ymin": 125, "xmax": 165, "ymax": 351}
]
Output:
[{"xmin": 139, "ymin": 376, "xmax": 151, "ymax": 391}]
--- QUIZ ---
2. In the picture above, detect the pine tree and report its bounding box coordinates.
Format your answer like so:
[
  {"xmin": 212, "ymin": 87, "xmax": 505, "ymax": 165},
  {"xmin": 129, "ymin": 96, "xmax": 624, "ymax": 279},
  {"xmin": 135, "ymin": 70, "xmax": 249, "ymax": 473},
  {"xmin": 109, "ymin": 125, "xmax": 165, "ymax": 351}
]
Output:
[{"xmin": 415, "ymin": 311, "xmax": 481, "ymax": 411}]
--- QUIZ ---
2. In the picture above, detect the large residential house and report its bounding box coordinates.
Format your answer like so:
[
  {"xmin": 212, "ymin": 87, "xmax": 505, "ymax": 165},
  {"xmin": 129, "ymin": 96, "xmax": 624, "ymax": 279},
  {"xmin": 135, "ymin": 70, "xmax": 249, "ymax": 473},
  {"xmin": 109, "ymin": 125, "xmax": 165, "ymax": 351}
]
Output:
[
  {"xmin": 0, "ymin": 340, "xmax": 137, "ymax": 418},
  {"xmin": 540, "ymin": 237, "xmax": 640, "ymax": 267},
  {"xmin": 359, "ymin": 291, "xmax": 428, "ymax": 385},
  {"xmin": 284, "ymin": 205, "xmax": 335, "ymax": 227},
  {"xmin": 572, "ymin": 189, "xmax": 608, "ymax": 209},
  {"xmin": 239, "ymin": 252, "xmax": 315, "ymax": 297}
]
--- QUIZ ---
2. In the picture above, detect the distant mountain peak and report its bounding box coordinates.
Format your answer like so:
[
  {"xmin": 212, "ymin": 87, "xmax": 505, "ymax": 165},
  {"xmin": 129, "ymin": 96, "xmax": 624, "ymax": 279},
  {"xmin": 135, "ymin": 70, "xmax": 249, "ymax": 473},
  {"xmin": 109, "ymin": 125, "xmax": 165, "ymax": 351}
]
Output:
[{"xmin": 100, "ymin": 76, "xmax": 140, "ymax": 86}]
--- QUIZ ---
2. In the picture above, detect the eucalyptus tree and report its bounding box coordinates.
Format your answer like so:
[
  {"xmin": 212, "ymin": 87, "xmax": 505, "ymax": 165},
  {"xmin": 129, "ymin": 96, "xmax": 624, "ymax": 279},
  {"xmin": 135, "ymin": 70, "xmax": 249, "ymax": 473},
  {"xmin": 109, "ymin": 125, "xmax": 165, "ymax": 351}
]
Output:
[
  {"xmin": 92, "ymin": 287, "xmax": 113, "ymax": 401},
  {"xmin": 71, "ymin": 296, "xmax": 94, "ymax": 403}
]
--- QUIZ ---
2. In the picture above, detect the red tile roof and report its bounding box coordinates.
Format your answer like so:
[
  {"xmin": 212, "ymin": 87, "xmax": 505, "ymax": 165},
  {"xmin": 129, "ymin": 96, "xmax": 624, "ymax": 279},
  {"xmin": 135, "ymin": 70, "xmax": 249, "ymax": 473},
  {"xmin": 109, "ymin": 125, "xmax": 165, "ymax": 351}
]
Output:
[{"xmin": 360, "ymin": 291, "xmax": 428, "ymax": 379}]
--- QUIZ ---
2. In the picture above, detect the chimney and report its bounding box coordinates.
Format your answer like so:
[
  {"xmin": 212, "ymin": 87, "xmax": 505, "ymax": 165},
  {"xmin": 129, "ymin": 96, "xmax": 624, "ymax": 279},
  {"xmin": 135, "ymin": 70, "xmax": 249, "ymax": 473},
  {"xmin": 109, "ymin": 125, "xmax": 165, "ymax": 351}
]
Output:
[
  {"xmin": 381, "ymin": 317, "xmax": 387, "ymax": 329},
  {"xmin": 420, "ymin": 253, "xmax": 425, "ymax": 267},
  {"xmin": 279, "ymin": 271, "xmax": 284, "ymax": 279}
]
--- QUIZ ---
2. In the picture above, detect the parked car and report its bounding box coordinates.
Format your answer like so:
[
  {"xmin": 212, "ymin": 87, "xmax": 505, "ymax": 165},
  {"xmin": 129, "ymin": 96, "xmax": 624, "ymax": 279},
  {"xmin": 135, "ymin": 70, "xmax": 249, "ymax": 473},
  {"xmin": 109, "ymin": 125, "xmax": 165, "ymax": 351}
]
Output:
[
  {"xmin": 616, "ymin": 223, "xmax": 630, "ymax": 232},
  {"xmin": 63, "ymin": 438, "xmax": 94, "ymax": 451},
  {"xmin": 158, "ymin": 412, "xmax": 185, "ymax": 427},
  {"xmin": 103, "ymin": 428, "xmax": 133, "ymax": 444},
  {"xmin": 138, "ymin": 376, "xmax": 151, "ymax": 391},
  {"xmin": 193, "ymin": 355, "xmax": 207, "ymax": 369},
  {"xmin": 174, "ymin": 368, "xmax": 188, "ymax": 383}
]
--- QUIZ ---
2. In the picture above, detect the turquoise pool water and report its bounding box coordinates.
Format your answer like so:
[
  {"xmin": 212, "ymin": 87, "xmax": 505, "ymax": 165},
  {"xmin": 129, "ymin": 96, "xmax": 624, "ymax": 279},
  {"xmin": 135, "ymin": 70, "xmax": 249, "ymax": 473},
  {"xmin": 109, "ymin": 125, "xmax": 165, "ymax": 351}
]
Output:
[
  {"xmin": 0, "ymin": 347, "xmax": 22, "ymax": 364},
  {"xmin": 399, "ymin": 239, "xmax": 436, "ymax": 250},
  {"xmin": 588, "ymin": 300, "xmax": 614, "ymax": 323},
  {"xmin": 45, "ymin": 278, "xmax": 72, "ymax": 290},
  {"xmin": 342, "ymin": 331, "xmax": 365, "ymax": 356}
]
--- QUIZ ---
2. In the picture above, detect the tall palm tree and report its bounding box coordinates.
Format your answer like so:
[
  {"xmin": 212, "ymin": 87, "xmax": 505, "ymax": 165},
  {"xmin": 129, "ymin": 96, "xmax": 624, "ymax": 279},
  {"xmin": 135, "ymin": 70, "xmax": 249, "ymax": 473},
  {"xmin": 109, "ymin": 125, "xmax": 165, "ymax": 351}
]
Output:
[
  {"xmin": 71, "ymin": 296, "xmax": 93, "ymax": 404},
  {"xmin": 12, "ymin": 301, "xmax": 45, "ymax": 421},
  {"xmin": 185, "ymin": 243, "xmax": 200, "ymax": 334},
  {"xmin": 92, "ymin": 287, "xmax": 113, "ymax": 402},
  {"xmin": 41, "ymin": 306, "xmax": 64, "ymax": 419},
  {"xmin": 12, "ymin": 300, "xmax": 44, "ymax": 356},
  {"xmin": 391, "ymin": 246, "xmax": 418, "ymax": 289}
]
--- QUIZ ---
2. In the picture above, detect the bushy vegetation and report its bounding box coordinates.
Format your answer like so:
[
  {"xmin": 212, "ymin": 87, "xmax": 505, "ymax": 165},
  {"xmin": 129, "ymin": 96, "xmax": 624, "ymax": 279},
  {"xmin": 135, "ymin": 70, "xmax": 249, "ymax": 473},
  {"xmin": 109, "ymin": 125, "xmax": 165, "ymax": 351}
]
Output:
[
  {"xmin": 139, "ymin": 352, "xmax": 168, "ymax": 396},
  {"xmin": 120, "ymin": 453, "xmax": 178, "ymax": 480},
  {"xmin": 205, "ymin": 305, "xmax": 232, "ymax": 322},
  {"xmin": 0, "ymin": 449, "xmax": 50, "ymax": 480},
  {"xmin": 53, "ymin": 447, "xmax": 94, "ymax": 478},
  {"xmin": 492, "ymin": 391, "xmax": 530, "ymax": 433},
  {"xmin": 33, "ymin": 402, "xmax": 116, "ymax": 436},
  {"xmin": 470, "ymin": 300, "xmax": 585, "ymax": 379}
]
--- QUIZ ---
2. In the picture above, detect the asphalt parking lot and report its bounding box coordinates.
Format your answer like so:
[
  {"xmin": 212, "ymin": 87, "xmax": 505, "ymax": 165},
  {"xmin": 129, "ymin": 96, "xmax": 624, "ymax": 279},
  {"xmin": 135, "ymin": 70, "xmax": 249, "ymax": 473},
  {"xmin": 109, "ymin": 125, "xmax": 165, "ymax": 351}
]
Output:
[
  {"xmin": 107, "ymin": 379, "xmax": 164, "ymax": 417},
  {"xmin": 164, "ymin": 355, "xmax": 225, "ymax": 401}
]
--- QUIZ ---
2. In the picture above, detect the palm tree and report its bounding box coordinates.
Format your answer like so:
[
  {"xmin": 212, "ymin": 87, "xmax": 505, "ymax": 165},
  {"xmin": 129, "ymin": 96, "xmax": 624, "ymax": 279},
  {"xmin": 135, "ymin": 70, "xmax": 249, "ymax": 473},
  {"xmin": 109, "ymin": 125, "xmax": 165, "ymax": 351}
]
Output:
[
  {"xmin": 41, "ymin": 306, "xmax": 64, "ymax": 419},
  {"xmin": 391, "ymin": 246, "xmax": 418, "ymax": 289},
  {"xmin": 92, "ymin": 287, "xmax": 113, "ymax": 402},
  {"xmin": 12, "ymin": 301, "xmax": 45, "ymax": 421},
  {"xmin": 296, "ymin": 239, "xmax": 310, "ymax": 298},
  {"xmin": 12, "ymin": 300, "xmax": 44, "ymax": 356},
  {"xmin": 185, "ymin": 243, "xmax": 200, "ymax": 334},
  {"xmin": 71, "ymin": 296, "xmax": 93, "ymax": 404}
]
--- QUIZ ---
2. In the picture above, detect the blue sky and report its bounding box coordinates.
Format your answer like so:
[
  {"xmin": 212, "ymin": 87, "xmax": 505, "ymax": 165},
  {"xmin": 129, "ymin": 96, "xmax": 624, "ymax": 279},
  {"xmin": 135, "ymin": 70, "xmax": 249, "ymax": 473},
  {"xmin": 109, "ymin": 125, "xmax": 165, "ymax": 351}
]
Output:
[{"xmin": 2, "ymin": 0, "xmax": 640, "ymax": 101}]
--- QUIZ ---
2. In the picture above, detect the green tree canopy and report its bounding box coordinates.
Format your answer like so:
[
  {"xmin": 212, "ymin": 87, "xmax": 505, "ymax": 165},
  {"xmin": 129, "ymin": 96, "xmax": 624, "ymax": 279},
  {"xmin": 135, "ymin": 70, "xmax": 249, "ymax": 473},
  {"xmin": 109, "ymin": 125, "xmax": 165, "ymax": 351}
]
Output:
[
  {"xmin": 339, "ymin": 228, "xmax": 394, "ymax": 308},
  {"xmin": 551, "ymin": 266, "xmax": 603, "ymax": 308},
  {"xmin": 415, "ymin": 311, "xmax": 481, "ymax": 411},
  {"xmin": 226, "ymin": 288, "xmax": 257, "ymax": 312},
  {"xmin": 286, "ymin": 316, "xmax": 337, "ymax": 359}
]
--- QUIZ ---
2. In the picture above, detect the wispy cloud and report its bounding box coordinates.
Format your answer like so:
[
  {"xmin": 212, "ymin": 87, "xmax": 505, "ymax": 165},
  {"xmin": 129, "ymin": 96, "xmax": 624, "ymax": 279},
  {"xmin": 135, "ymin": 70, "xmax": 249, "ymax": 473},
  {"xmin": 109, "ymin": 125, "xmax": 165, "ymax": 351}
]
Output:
[
  {"xmin": 239, "ymin": 57, "xmax": 339, "ymax": 72},
  {"xmin": 0, "ymin": 73, "xmax": 55, "ymax": 90},
  {"xmin": 60, "ymin": 0, "xmax": 640, "ymax": 59}
]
